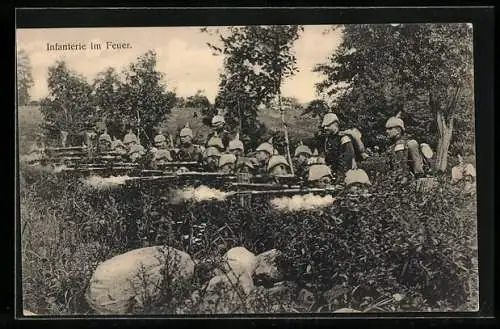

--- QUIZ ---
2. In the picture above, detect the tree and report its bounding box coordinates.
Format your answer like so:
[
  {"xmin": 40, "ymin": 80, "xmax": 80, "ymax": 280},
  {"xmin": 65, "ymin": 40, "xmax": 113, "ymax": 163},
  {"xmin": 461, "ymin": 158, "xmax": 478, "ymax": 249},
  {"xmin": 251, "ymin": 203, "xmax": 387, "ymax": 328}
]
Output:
[
  {"xmin": 205, "ymin": 25, "xmax": 303, "ymax": 151},
  {"xmin": 40, "ymin": 60, "xmax": 96, "ymax": 141},
  {"xmin": 17, "ymin": 49, "xmax": 34, "ymax": 106},
  {"xmin": 301, "ymin": 99, "xmax": 330, "ymax": 119},
  {"xmin": 315, "ymin": 24, "xmax": 474, "ymax": 171},
  {"xmin": 185, "ymin": 90, "xmax": 212, "ymax": 111},
  {"xmin": 116, "ymin": 50, "xmax": 177, "ymax": 145}
]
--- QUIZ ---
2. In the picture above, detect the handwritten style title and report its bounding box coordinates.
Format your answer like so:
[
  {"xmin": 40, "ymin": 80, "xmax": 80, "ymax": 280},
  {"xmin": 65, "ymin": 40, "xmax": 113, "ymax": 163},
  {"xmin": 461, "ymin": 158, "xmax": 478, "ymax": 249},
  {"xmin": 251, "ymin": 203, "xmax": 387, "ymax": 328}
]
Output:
[{"xmin": 46, "ymin": 41, "xmax": 132, "ymax": 51}]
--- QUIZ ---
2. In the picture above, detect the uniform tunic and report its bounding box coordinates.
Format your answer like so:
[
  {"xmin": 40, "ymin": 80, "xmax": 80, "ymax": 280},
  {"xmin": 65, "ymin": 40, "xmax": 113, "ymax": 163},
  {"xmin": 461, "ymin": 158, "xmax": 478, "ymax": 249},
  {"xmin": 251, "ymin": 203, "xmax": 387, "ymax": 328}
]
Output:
[
  {"xmin": 315, "ymin": 134, "xmax": 356, "ymax": 180},
  {"xmin": 206, "ymin": 130, "xmax": 233, "ymax": 150},
  {"xmin": 175, "ymin": 144, "xmax": 204, "ymax": 162},
  {"xmin": 386, "ymin": 136, "xmax": 424, "ymax": 179}
]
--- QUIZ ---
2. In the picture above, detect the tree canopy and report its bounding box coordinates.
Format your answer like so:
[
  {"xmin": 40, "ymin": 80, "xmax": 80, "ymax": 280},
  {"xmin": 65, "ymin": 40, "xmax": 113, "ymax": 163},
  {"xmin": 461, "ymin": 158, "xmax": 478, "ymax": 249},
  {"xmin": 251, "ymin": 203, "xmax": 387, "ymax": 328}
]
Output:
[
  {"xmin": 315, "ymin": 24, "xmax": 475, "ymax": 167},
  {"xmin": 17, "ymin": 49, "xmax": 35, "ymax": 106}
]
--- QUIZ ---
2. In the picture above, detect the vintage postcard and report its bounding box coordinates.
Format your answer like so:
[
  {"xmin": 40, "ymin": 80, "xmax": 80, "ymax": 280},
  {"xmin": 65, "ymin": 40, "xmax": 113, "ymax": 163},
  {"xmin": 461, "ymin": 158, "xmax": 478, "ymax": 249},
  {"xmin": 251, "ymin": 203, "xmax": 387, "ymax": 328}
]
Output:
[{"xmin": 17, "ymin": 20, "xmax": 479, "ymax": 316}]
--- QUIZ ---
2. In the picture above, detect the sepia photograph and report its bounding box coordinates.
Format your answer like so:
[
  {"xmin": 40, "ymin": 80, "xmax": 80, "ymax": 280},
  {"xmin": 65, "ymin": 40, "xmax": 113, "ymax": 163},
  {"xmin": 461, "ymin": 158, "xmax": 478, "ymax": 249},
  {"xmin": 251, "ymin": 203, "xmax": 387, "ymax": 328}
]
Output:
[{"xmin": 16, "ymin": 22, "xmax": 479, "ymax": 316}]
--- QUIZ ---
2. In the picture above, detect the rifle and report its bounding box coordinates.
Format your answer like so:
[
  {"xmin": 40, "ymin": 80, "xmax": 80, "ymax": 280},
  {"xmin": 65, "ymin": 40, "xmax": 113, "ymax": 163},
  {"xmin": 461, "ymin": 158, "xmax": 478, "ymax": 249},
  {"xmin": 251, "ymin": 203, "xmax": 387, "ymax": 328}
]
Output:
[{"xmin": 226, "ymin": 186, "xmax": 344, "ymax": 197}]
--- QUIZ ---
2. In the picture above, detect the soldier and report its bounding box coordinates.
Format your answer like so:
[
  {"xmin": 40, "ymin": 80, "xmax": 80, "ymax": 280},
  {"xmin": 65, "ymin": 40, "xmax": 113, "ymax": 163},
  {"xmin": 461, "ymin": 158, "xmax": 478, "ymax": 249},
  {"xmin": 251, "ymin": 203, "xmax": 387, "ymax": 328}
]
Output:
[
  {"xmin": 218, "ymin": 153, "xmax": 237, "ymax": 174},
  {"xmin": 307, "ymin": 149, "xmax": 326, "ymax": 166},
  {"xmin": 292, "ymin": 141, "xmax": 313, "ymax": 180},
  {"xmin": 253, "ymin": 138, "xmax": 275, "ymax": 175},
  {"xmin": 344, "ymin": 169, "xmax": 372, "ymax": 193},
  {"xmin": 307, "ymin": 164, "xmax": 334, "ymax": 188},
  {"xmin": 203, "ymin": 146, "xmax": 222, "ymax": 172},
  {"xmin": 98, "ymin": 130, "xmax": 112, "ymax": 153},
  {"xmin": 228, "ymin": 133, "xmax": 245, "ymax": 159},
  {"xmin": 123, "ymin": 126, "xmax": 140, "ymax": 150},
  {"xmin": 384, "ymin": 112, "xmax": 425, "ymax": 182},
  {"xmin": 206, "ymin": 112, "xmax": 232, "ymax": 150},
  {"xmin": 206, "ymin": 131, "xmax": 225, "ymax": 152},
  {"xmin": 267, "ymin": 154, "xmax": 291, "ymax": 177},
  {"xmin": 318, "ymin": 110, "xmax": 356, "ymax": 182},
  {"xmin": 111, "ymin": 137, "xmax": 128, "ymax": 156},
  {"xmin": 128, "ymin": 143, "xmax": 146, "ymax": 162},
  {"xmin": 175, "ymin": 123, "xmax": 204, "ymax": 162}
]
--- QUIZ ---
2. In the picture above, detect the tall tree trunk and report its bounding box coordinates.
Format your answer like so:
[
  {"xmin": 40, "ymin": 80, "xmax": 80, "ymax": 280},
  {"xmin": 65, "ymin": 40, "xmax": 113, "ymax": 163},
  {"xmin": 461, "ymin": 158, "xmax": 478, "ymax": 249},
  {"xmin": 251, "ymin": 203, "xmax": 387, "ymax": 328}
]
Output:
[{"xmin": 435, "ymin": 109, "xmax": 454, "ymax": 172}]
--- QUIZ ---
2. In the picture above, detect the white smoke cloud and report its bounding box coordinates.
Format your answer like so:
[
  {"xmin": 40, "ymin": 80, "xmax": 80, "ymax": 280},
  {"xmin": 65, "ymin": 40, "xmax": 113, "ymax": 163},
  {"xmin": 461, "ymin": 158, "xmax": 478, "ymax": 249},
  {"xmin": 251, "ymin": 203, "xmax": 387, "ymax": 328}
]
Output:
[
  {"xmin": 171, "ymin": 185, "xmax": 229, "ymax": 204},
  {"xmin": 270, "ymin": 193, "xmax": 337, "ymax": 212},
  {"xmin": 80, "ymin": 175, "xmax": 130, "ymax": 190}
]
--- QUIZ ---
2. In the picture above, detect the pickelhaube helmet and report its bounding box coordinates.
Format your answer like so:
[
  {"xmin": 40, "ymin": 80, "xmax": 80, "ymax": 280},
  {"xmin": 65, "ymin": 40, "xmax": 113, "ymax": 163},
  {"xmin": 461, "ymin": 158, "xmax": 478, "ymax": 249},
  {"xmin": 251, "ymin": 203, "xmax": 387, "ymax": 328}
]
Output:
[
  {"xmin": 321, "ymin": 109, "xmax": 339, "ymax": 127},
  {"xmin": 344, "ymin": 169, "xmax": 372, "ymax": 186},
  {"xmin": 307, "ymin": 164, "xmax": 333, "ymax": 182},
  {"xmin": 267, "ymin": 155, "xmax": 290, "ymax": 172},
  {"xmin": 207, "ymin": 132, "xmax": 224, "ymax": 149},
  {"xmin": 123, "ymin": 131, "xmax": 139, "ymax": 145},
  {"xmin": 204, "ymin": 146, "xmax": 221, "ymax": 159},
  {"xmin": 99, "ymin": 132, "xmax": 112, "ymax": 144},
  {"xmin": 385, "ymin": 111, "xmax": 405, "ymax": 131},
  {"xmin": 256, "ymin": 137, "xmax": 274, "ymax": 156},
  {"xmin": 180, "ymin": 123, "xmax": 193, "ymax": 138},
  {"xmin": 211, "ymin": 112, "xmax": 225, "ymax": 129},
  {"xmin": 294, "ymin": 141, "xmax": 312, "ymax": 157},
  {"xmin": 129, "ymin": 144, "xmax": 145, "ymax": 155},
  {"xmin": 219, "ymin": 153, "xmax": 237, "ymax": 168},
  {"xmin": 228, "ymin": 132, "xmax": 244, "ymax": 152},
  {"xmin": 154, "ymin": 134, "xmax": 167, "ymax": 144}
]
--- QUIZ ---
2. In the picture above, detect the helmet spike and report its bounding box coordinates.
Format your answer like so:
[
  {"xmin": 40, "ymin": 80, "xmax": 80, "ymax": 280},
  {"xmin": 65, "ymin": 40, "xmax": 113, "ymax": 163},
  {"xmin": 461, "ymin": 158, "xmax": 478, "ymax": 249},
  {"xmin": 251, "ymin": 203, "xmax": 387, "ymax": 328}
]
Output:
[
  {"xmin": 184, "ymin": 122, "xmax": 190, "ymax": 129},
  {"xmin": 313, "ymin": 148, "xmax": 319, "ymax": 156},
  {"xmin": 268, "ymin": 136, "xmax": 273, "ymax": 144},
  {"xmin": 458, "ymin": 154, "xmax": 463, "ymax": 165},
  {"xmin": 396, "ymin": 111, "xmax": 402, "ymax": 118}
]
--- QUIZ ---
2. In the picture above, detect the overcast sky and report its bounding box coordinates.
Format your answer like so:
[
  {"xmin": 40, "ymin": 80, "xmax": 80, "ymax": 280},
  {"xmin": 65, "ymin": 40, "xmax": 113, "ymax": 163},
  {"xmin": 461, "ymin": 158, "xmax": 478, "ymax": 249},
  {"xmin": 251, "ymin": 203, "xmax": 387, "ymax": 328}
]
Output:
[{"xmin": 16, "ymin": 26, "xmax": 343, "ymax": 104}]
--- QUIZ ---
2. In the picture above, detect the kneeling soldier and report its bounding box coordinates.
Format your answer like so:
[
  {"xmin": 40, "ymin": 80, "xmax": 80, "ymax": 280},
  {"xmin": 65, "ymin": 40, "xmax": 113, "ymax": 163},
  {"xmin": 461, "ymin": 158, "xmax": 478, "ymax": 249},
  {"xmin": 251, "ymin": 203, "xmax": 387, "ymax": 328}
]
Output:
[
  {"xmin": 203, "ymin": 146, "xmax": 222, "ymax": 172},
  {"xmin": 307, "ymin": 164, "xmax": 334, "ymax": 188},
  {"xmin": 98, "ymin": 131, "xmax": 112, "ymax": 153},
  {"xmin": 344, "ymin": 168, "xmax": 372, "ymax": 193},
  {"xmin": 384, "ymin": 112, "xmax": 425, "ymax": 182},
  {"xmin": 254, "ymin": 138, "xmax": 275, "ymax": 175},
  {"xmin": 175, "ymin": 123, "xmax": 204, "ymax": 162},
  {"xmin": 218, "ymin": 153, "xmax": 237, "ymax": 174},
  {"xmin": 228, "ymin": 133, "xmax": 245, "ymax": 159},
  {"xmin": 293, "ymin": 141, "xmax": 313, "ymax": 180},
  {"xmin": 267, "ymin": 154, "xmax": 291, "ymax": 177}
]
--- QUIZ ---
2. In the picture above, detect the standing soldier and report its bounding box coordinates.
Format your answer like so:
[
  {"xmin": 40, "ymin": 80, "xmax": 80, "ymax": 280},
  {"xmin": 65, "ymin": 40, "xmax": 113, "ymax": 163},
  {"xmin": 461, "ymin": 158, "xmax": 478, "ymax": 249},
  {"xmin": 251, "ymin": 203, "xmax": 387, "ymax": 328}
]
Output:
[
  {"xmin": 206, "ymin": 111, "xmax": 232, "ymax": 150},
  {"xmin": 318, "ymin": 110, "xmax": 356, "ymax": 182},
  {"xmin": 175, "ymin": 123, "xmax": 204, "ymax": 162},
  {"xmin": 292, "ymin": 141, "xmax": 313, "ymax": 180},
  {"xmin": 384, "ymin": 112, "xmax": 425, "ymax": 182}
]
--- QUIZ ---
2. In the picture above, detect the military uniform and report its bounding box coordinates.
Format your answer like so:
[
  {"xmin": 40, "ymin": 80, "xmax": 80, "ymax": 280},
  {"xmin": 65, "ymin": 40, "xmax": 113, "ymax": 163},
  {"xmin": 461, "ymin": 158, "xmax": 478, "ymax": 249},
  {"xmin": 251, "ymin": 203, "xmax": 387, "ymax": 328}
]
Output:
[
  {"xmin": 385, "ymin": 136, "xmax": 425, "ymax": 178},
  {"xmin": 316, "ymin": 134, "xmax": 356, "ymax": 180},
  {"xmin": 175, "ymin": 144, "xmax": 204, "ymax": 162},
  {"xmin": 206, "ymin": 130, "xmax": 232, "ymax": 151}
]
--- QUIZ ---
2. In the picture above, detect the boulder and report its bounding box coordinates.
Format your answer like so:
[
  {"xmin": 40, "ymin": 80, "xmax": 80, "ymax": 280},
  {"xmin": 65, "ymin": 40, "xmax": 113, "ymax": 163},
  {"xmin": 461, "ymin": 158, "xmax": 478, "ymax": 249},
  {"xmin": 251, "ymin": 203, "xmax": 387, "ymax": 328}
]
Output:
[
  {"xmin": 219, "ymin": 247, "xmax": 258, "ymax": 277},
  {"xmin": 198, "ymin": 271, "xmax": 255, "ymax": 313},
  {"xmin": 254, "ymin": 249, "xmax": 283, "ymax": 282},
  {"xmin": 86, "ymin": 246, "xmax": 194, "ymax": 315}
]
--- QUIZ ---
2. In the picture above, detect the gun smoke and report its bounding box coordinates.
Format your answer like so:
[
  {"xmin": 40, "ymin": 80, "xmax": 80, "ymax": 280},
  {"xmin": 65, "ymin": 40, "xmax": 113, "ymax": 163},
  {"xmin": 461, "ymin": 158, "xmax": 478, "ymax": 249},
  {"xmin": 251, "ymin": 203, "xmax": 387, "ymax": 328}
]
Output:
[
  {"xmin": 270, "ymin": 193, "xmax": 337, "ymax": 212},
  {"xmin": 170, "ymin": 185, "xmax": 229, "ymax": 204},
  {"xmin": 81, "ymin": 175, "xmax": 130, "ymax": 190}
]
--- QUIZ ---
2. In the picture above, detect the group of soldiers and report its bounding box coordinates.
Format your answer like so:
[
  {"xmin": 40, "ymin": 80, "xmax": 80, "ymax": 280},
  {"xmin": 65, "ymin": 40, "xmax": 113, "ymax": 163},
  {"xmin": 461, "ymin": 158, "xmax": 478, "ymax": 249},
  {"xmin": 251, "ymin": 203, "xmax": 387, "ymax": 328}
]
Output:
[{"xmin": 28, "ymin": 109, "xmax": 476, "ymax": 191}]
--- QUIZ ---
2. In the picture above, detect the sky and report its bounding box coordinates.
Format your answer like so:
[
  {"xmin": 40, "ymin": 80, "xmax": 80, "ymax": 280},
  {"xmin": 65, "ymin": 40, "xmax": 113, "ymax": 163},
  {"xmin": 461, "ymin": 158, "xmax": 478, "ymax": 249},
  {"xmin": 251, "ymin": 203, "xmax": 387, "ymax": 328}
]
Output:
[{"xmin": 16, "ymin": 26, "xmax": 343, "ymax": 104}]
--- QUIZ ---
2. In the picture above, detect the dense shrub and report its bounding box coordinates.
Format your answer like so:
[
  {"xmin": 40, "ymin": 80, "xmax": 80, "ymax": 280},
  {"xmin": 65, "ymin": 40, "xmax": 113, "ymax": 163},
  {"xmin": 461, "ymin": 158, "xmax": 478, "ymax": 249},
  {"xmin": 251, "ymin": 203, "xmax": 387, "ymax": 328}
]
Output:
[{"xmin": 19, "ymin": 165, "xmax": 478, "ymax": 314}]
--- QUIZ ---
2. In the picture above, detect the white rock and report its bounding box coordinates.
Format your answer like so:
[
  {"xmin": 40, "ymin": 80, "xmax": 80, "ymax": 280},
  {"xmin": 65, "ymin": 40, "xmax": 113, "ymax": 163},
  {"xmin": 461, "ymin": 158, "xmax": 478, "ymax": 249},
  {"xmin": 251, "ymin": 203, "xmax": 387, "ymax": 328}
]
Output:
[
  {"xmin": 86, "ymin": 246, "xmax": 194, "ymax": 315},
  {"xmin": 23, "ymin": 310, "xmax": 37, "ymax": 316},
  {"xmin": 221, "ymin": 247, "xmax": 258, "ymax": 277},
  {"xmin": 254, "ymin": 249, "xmax": 283, "ymax": 281}
]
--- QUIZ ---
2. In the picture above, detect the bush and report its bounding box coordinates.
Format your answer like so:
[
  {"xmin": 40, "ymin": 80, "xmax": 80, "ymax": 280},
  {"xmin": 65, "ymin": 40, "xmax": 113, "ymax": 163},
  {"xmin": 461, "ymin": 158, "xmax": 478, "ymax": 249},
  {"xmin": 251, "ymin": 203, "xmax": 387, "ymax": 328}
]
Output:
[{"xmin": 19, "ymin": 165, "xmax": 478, "ymax": 314}]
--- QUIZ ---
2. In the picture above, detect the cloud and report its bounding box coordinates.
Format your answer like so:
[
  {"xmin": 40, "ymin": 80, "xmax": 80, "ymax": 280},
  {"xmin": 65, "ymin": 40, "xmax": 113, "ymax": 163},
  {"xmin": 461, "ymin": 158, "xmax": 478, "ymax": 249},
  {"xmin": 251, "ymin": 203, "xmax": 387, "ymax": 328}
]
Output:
[{"xmin": 17, "ymin": 26, "xmax": 341, "ymax": 104}]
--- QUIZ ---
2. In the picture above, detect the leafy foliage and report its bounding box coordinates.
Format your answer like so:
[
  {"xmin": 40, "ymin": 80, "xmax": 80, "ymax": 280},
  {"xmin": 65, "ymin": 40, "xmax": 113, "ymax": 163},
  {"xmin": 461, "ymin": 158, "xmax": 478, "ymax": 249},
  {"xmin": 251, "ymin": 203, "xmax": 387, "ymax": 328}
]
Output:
[
  {"xmin": 205, "ymin": 25, "xmax": 303, "ymax": 150},
  {"xmin": 39, "ymin": 61, "xmax": 97, "ymax": 141},
  {"xmin": 17, "ymin": 49, "xmax": 35, "ymax": 106},
  {"xmin": 315, "ymin": 24, "xmax": 475, "ymax": 158},
  {"xmin": 21, "ymin": 165, "xmax": 477, "ymax": 314}
]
